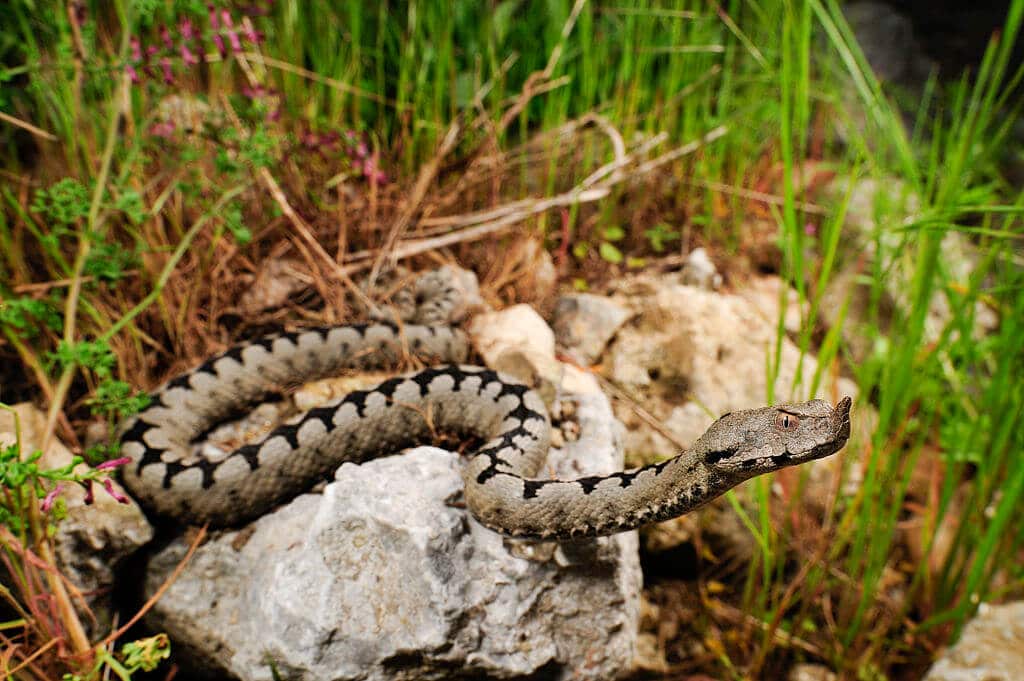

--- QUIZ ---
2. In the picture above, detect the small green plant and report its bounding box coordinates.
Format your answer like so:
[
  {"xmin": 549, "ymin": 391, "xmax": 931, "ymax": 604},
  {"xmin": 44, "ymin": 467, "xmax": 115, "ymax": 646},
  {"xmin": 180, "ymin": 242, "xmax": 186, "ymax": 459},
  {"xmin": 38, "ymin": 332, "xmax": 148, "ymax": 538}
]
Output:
[
  {"xmin": 572, "ymin": 224, "xmax": 627, "ymax": 264},
  {"xmin": 643, "ymin": 222, "xmax": 680, "ymax": 253},
  {"xmin": 60, "ymin": 634, "xmax": 172, "ymax": 681}
]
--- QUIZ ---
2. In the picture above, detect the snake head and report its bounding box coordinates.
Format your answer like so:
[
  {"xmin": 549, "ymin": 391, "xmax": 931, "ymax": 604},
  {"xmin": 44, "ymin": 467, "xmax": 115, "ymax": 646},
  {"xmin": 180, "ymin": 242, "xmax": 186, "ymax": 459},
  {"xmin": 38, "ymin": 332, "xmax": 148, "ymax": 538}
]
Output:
[{"xmin": 698, "ymin": 397, "xmax": 852, "ymax": 481}]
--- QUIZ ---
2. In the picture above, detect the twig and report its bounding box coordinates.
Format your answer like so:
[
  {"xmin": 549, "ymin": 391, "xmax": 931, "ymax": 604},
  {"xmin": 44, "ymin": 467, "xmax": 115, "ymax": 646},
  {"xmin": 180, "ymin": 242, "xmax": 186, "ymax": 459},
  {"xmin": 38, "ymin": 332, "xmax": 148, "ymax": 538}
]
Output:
[
  {"xmin": 342, "ymin": 125, "xmax": 727, "ymax": 274},
  {"xmin": 596, "ymin": 374, "xmax": 691, "ymax": 451},
  {"xmin": 687, "ymin": 178, "xmax": 828, "ymax": 215},
  {"xmin": 5, "ymin": 635, "xmax": 57, "ymax": 677},
  {"xmin": 0, "ymin": 112, "xmax": 57, "ymax": 142},
  {"xmin": 240, "ymin": 53, "xmax": 400, "ymax": 108},
  {"xmin": 367, "ymin": 117, "xmax": 463, "ymax": 286}
]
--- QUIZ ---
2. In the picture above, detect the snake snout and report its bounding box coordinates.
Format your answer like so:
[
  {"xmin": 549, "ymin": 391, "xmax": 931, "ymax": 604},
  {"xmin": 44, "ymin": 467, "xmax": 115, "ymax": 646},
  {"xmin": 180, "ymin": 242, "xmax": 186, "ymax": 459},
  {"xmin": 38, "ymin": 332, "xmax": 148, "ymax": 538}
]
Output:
[{"xmin": 833, "ymin": 396, "xmax": 852, "ymax": 443}]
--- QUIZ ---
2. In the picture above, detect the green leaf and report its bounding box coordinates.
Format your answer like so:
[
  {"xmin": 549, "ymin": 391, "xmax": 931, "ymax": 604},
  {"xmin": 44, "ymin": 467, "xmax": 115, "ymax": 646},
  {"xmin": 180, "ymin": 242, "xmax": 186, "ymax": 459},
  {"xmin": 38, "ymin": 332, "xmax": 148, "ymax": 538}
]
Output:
[
  {"xmin": 602, "ymin": 225, "xmax": 626, "ymax": 241},
  {"xmin": 598, "ymin": 241, "xmax": 623, "ymax": 264}
]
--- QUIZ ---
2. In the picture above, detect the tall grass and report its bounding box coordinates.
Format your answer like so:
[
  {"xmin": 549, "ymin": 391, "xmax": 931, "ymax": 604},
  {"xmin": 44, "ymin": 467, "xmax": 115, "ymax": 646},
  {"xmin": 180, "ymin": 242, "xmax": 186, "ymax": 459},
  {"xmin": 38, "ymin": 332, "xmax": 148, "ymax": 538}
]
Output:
[{"xmin": 1, "ymin": 0, "xmax": 1022, "ymax": 678}]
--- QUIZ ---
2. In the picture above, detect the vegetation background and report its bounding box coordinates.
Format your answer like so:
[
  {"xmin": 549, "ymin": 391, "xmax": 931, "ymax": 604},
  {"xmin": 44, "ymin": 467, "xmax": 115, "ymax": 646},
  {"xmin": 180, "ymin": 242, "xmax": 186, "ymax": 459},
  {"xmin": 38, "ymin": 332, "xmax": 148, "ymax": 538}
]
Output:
[{"xmin": 0, "ymin": 0, "xmax": 1021, "ymax": 679}]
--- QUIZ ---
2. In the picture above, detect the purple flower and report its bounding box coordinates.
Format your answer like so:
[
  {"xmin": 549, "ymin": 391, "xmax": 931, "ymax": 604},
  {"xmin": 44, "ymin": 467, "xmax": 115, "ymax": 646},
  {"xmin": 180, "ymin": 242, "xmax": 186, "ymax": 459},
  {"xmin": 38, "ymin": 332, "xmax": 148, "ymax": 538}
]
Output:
[
  {"xmin": 41, "ymin": 485, "xmax": 65, "ymax": 513},
  {"xmin": 82, "ymin": 479, "xmax": 94, "ymax": 505},
  {"xmin": 181, "ymin": 44, "xmax": 199, "ymax": 66},
  {"xmin": 102, "ymin": 479, "xmax": 130, "ymax": 504},
  {"xmin": 130, "ymin": 36, "xmax": 142, "ymax": 62},
  {"xmin": 242, "ymin": 84, "xmax": 269, "ymax": 99},
  {"xmin": 212, "ymin": 33, "xmax": 227, "ymax": 57},
  {"xmin": 95, "ymin": 456, "xmax": 132, "ymax": 472},
  {"xmin": 222, "ymin": 14, "xmax": 243, "ymax": 52},
  {"xmin": 126, "ymin": 64, "xmax": 140, "ymax": 84},
  {"xmin": 160, "ymin": 24, "xmax": 174, "ymax": 50},
  {"xmin": 180, "ymin": 18, "xmax": 197, "ymax": 41},
  {"xmin": 360, "ymin": 156, "xmax": 388, "ymax": 185},
  {"xmin": 209, "ymin": 4, "xmax": 220, "ymax": 30},
  {"xmin": 150, "ymin": 120, "xmax": 177, "ymax": 139},
  {"xmin": 243, "ymin": 24, "xmax": 264, "ymax": 44},
  {"xmin": 804, "ymin": 222, "xmax": 817, "ymax": 236},
  {"xmin": 160, "ymin": 56, "xmax": 174, "ymax": 84}
]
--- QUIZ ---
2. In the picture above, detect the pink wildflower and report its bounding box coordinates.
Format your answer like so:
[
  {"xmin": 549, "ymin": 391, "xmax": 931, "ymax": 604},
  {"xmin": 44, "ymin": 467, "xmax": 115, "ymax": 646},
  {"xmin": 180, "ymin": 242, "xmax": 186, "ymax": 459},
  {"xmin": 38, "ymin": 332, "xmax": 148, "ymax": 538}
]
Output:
[
  {"xmin": 181, "ymin": 44, "xmax": 199, "ymax": 66},
  {"xmin": 362, "ymin": 157, "xmax": 388, "ymax": 185},
  {"xmin": 160, "ymin": 24, "xmax": 174, "ymax": 50},
  {"xmin": 82, "ymin": 479, "xmax": 94, "ymax": 505},
  {"xmin": 102, "ymin": 479, "xmax": 130, "ymax": 504},
  {"xmin": 160, "ymin": 56, "xmax": 174, "ymax": 84},
  {"xmin": 180, "ymin": 18, "xmax": 197, "ymax": 41},
  {"xmin": 41, "ymin": 484, "xmax": 64, "ymax": 513},
  {"xmin": 126, "ymin": 64, "xmax": 140, "ymax": 84},
  {"xmin": 150, "ymin": 120, "xmax": 177, "ymax": 139},
  {"xmin": 242, "ymin": 84, "xmax": 268, "ymax": 99},
  {"xmin": 212, "ymin": 33, "xmax": 227, "ymax": 57},
  {"xmin": 243, "ymin": 25, "xmax": 264, "ymax": 44},
  {"xmin": 229, "ymin": 30, "xmax": 245, "ymax": 52},
  {"xmin": 804, "ymin": 222, "xmax": 817, "ymax": 236},
  {"xmin": 95, "ymin": 456, "xmax": 132, "ymax": 471},
  {"xmin": 130, "ymin": 36, "xmax": 142, "ymax": 62}
]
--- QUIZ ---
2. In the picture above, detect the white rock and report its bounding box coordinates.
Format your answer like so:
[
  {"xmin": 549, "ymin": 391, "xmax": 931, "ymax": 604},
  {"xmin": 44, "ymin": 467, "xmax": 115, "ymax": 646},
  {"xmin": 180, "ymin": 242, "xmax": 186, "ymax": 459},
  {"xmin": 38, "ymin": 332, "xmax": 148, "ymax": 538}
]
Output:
[
  {"xmin": 470, "ymin": 304, "xmax": 556, "ymax": 362},
  {"xmin": 789, "ymin": 662, "xmax": 838, "ymax": 681},
  {"xmin": 552, "ymin": 293, "xmax": 633, "ymax": 366},
  {"xmin": 680, "ymin": 247, "xmax": 722, "ymax": 291},
  {"xmin": 144, "ymin": 391, "xmax": 640, "ymax": 680},
  {"xmin": 924, "ymin": 601, "xmax": 1024, "ymax": 681},
  {"xmin": 608, "ymin": 282, "xmax": 856, "ymax": 449}
]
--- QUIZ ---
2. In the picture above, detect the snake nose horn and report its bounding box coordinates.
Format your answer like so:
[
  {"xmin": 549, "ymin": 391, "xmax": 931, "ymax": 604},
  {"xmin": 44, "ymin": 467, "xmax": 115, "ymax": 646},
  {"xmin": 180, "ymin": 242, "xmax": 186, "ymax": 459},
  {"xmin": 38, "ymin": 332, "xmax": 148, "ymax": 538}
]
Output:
[{"xmin": 833, "ymin": 396, "xmax": 852, "ymax": 441}]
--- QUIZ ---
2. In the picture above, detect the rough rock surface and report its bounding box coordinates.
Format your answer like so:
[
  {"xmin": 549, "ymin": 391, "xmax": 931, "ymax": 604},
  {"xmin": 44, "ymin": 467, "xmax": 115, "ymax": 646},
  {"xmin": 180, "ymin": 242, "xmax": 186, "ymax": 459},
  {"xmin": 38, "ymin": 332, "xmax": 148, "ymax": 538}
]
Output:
[
  {"xmin": 469, "ymin": 304, "xmax": 602, "ymax": 399},
  {"xmin": 924, "ymin": 601, "xmax": 1024, "ymax": 681},
  {"xmin": 0, "ymin": 403, "xmax": 153, "ymax": 634},
  {"xmin": 600, "ymin": 274, "xmax": 860, "ymax": 557},
  {"xmin": 552, "ymin": 293, "xmax": 632, "ymax": 366},
  {"xmin": 789, "ymin": 663, "xmax": 838, "ymax": 681},
  {"xmin": 605, "ymin": 277, "xmax": 858, "ymax": 458},
  {"xmin": 144, "ymin": 386, "xmax": 640, "ymax": 680},
  {"xmin": 679, "ymin": 247, "xmax": 722, "ymax": 291}
]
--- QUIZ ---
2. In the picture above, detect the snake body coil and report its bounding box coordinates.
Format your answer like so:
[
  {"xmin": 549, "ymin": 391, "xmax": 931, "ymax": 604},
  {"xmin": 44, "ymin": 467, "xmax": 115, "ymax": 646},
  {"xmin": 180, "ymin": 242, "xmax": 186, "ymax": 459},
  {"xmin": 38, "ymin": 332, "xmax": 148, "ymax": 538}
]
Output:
[{"xmin": 119, "ymin": 322, "xmax": 851, "ymax": 540}]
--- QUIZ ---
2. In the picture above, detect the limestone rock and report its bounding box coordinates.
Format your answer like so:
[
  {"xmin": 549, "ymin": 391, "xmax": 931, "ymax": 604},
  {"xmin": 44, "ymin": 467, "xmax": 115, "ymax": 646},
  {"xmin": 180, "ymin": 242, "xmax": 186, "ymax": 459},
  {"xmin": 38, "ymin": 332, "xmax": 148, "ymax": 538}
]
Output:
[
  {"xmin": 469, "ymin": 304, "xmax": 602, "ymax": 401},
  {"xmin": 680, "ymin": 247, "xmax": 722, "ymax": 291},
  {"xmin": 924, "ymin": 602, "xmax": 1024, "ymax": 681},
  {"xmin": 144, "ymin": 390, "xmax": 640, "ymax": 681},
  {"xmin": 552, "ymin": 293, "xmax": 632, "ymax": 366},
  {"xmin": 602, "ymin": 276, "xmax": 858, "ymax": 557},
  {"xmin": 789, "ymin": 663, "xmax": 838, "ymax": 681},
  {"xmin": 606, "ymin": 281, "xmax": 856, "ymax": 459},
  {"xmin": 737, "ymin": 275, "xmax": 806, "ymax": 336}
]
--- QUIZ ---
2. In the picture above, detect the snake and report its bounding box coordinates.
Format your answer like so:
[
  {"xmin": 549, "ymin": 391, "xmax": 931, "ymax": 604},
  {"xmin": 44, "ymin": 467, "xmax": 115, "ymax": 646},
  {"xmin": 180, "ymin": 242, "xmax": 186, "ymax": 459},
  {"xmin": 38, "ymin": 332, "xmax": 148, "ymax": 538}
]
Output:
[{"xmin": 118, "ymin": 276, "xmax": 852, "ymax": 540}]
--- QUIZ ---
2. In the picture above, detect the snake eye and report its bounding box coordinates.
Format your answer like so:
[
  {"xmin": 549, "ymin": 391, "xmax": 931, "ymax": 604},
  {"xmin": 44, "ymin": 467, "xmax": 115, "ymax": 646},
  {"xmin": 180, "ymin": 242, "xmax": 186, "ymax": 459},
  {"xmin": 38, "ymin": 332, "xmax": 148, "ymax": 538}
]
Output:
[{"xmin": 775, "ymin": 412, "xmax": 800, "ymax": 432}]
